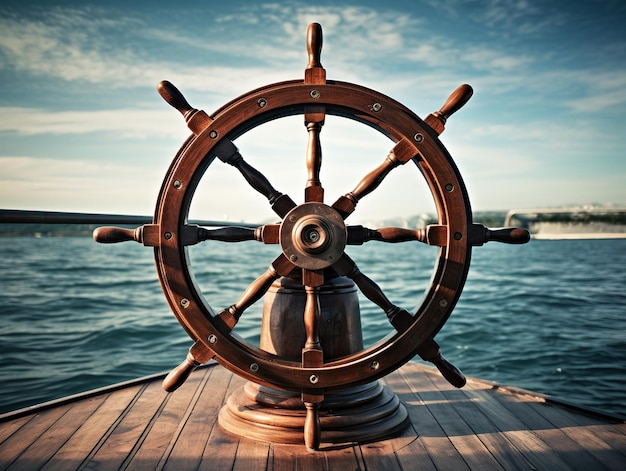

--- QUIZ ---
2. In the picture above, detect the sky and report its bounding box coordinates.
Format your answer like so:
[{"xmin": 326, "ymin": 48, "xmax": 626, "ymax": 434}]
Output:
[{"xmin": 0, "ymin": 0, "xmax": 625, "ymax": 224}]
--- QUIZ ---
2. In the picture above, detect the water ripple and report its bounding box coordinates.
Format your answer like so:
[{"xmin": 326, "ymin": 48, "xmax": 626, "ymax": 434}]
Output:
[{"xmin": 0, "ymin": 236, "xmax": 624, "ymax": 418}]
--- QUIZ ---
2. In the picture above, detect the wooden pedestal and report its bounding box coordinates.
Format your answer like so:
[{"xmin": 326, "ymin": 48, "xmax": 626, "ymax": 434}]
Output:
[{"xmin": 218, "ymin": 276, "xmax": 409, "ymax": 445}]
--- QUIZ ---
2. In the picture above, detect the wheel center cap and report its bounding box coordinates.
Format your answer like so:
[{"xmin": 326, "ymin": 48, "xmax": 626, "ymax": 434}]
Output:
[{"xmin": 280, "ymin": 203, "xmax": 347, "ymax": 270}]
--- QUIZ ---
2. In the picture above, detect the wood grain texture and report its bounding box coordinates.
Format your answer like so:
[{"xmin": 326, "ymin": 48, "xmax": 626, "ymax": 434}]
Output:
[{"xmin": 1, "ymin": 363, "xmax": 624, "ymax": 470}]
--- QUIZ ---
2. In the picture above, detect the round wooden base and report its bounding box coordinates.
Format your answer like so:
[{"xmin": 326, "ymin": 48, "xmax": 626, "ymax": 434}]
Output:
[{"xmin": 218, "ymin": 380, "xmax": 409, "ymax": 446}]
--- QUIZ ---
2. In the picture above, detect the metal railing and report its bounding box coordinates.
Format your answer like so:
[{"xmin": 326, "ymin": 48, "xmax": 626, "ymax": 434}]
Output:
[{"xmin": 0, "ymin": 209, "xmax": 257, "ymax": 228}]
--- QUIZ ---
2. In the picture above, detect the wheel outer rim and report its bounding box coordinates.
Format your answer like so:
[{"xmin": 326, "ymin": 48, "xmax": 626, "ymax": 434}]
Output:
[{"xmin": 153, "ymin": 79, "xmax": 472, "ymax": 392}]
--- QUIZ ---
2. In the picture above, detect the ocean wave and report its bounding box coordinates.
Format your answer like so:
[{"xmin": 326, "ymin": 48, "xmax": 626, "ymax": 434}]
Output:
[{"xmin": 0, "ymin": 236, "xmax": 624, "ymax": 418}]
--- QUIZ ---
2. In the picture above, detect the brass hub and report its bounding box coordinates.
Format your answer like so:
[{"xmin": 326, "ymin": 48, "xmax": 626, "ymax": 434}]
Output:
[{"xmin": 280, "ymin": 202, "xmax": 347, "ymax": 270}]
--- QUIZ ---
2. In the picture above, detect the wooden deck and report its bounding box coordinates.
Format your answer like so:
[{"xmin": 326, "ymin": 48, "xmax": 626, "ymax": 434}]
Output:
[{"xmin": 1, "ymin": 362, "xmax": 624, "ymax": 470}]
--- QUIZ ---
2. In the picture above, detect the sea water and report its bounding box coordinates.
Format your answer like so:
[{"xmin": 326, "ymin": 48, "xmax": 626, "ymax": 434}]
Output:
[{"xmin": 0, "ymin": 236, "xmax": 624, "ymax": 418}]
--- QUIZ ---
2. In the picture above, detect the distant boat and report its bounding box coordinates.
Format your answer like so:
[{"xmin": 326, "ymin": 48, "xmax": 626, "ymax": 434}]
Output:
[{"xmin": 505, "ymin": 207, "xmax": 626, "ymax": 240}]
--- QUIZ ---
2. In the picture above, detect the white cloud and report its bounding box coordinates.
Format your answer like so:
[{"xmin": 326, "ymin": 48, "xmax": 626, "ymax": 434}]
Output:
[
  {"xmin": 1, "ymin": 2, "xmax": 620, "ymax": 115},
  {"xmin": 422, "ymin": 0, "xmax": 566, "ymax": 36},
  {"xmin": 0, "ymin": 1, "xmax": 623, "ymax": 214},
  {"xmin": 0, "ymin": 106, "xmax": 186, "ymax": 139},
  {"xmin": 560, "ymin": 71, "xmax": 626, "ymax": 113},
  {"xmin": 461, "ymin": 47, "xmax": 533, "ymax": 72},
  {"xmin": 0, "ymin": 156, "xmax": 166, "ymax": 214},
  {"xmin": 565, "ymin": 90, "xmax": 626, "ymax": 114},
  {"xmin": 464, "ymin": 120, "xmax": 609, "ymax": 148},
  {"xmin": 0, "ymin": 8, "xmax": 137, "ymax": 81},
  {"xmin": 0, "ymin": 4, "xmax": 418, "ymax": 92}
]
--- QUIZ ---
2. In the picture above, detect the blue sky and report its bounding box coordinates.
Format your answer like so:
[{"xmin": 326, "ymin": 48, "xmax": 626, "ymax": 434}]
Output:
[{"xmin": 0, "ymin": 0, "xmax": 624, "ymax": 224}]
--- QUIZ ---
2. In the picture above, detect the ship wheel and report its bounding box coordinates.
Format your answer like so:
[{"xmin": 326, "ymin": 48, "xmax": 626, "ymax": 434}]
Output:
[{"xmin": 94, "ymin": 23, "xmax": 529, "ymax": 449}]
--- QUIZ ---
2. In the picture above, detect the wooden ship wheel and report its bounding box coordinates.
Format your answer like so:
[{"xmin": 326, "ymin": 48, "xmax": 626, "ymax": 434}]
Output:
[{"xmin": 94, "ymin": 23, "xmax": 529, "ymax": 450}]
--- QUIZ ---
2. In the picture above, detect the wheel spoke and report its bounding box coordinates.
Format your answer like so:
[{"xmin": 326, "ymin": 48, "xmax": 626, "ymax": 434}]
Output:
[
  {"xmin": 180, "ymin": 223, "xmax": 280, "ymax": 246},
  {"xmin": 162, "ymin": 340, "xmax": 215, "ymax": 392},
  {"xmin": 217, "ymin": 254, "xmax": 297, "ymax": 330},
  {"xmin": 416, "ymin": 338, "xmax": 466, "ymax": 388},
  {"xmin": 301, "ymin": 22, "xmax": 327, "ymax": 451},
  {"xmin": 157, "ymin": 80, "xmax": 296, "ymax": 218},
  {"xmin": 93, "ymin": 224, "xmax": 157, "ymax": 245},
  {"xmin": 213, "ymin": 139, "xmax": 297, "ymax": 218},
  {"xmin": 303, "ymin": 284, "xmax": 323, "ymax": 355},
  {"xmin": 304, "ymin": 20, "xmax": 326, "ymax": 205},
  {"xmin": 304, "ymin": 121, "xmax": 324, "ymax": 203},
  {"xmin": 301, "ymin": 268, "xmax": 324, "ymax": 451},
  {"xmin": 346, "ymin": 224, "xmax": 448, "ymax": 246},
  {"xmin": 343, "ymin": 223, "xmax": 529, "ymax": 247},
  {"xmin": 157, "ymin": 80, "xmax": 212, "ymax": 135},
  {"xmin": 468, "ymin": 224, "xmax": 530, "ymax": 246},
  {"xmin": 332, "ymin": 253, "xmax": 414, "ymax": 332},
  {"xmin": 301, "ymin": 268, "xmax": 325, "ymax": 365},
  {"xmin": 423, "ymin": 84, "xmax": 473, "ymax": 136},
  {"xmin": 331, "ymin": 138, "xmax": 419, "ymax": 219}
]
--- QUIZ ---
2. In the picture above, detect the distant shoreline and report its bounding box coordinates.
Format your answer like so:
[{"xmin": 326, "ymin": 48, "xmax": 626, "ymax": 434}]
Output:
[{"xmin": 0, "ymin": 224, "xmax": 104, "ymax": 237}]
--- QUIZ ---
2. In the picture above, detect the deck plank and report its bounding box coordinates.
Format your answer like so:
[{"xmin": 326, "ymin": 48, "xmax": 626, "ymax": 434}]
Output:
[
  {"xmin": 124, "ymin": 366, "xmax": 209, "ymax": 470},
  {"xmin": 5, "ymin": 396, "xmax": 105, "ymax": 471},
  {"xmin": 81, "ymin": 381, "xmax": 168, "ymax": 470},
  {"xmin": 321, "ymin": 446, "xmax": 364, "ymax": 471},
  {"xmin": 497, "ymin": 387, "xmax": 626, "ymax": 470},
  {"xmin": 538, "ymin": 402, "xmax": 626, "ymax": 462},
  {"xmin": 226, "ymin": 377, "xmax": 272, "ymax": 471},
  {"xmin": 196, "ymin": 421, "xmax": 239, "ymax": 471},
  {"xmin": 417, "ymin": 367, "xmax": 508, "ymax": 471},
  {"xmin": 387, "ymin": 421, "xmax": 437, "ymax": 471},
  {"xmin": 494, "ymin": 392, "xmax": 606, "ymax": 470},
  {"xmin": 270, "ymin": 445, "xmax": 312, "ymax": 471},
  {"xmin": 163, "ymin": 364, "xmax": 232, "ymax": 471},
  {"xmin": 387, "ymin": 365, "xmax": 471, "ymax": 470},
  {"xmin": 360, "ymin": 440, "xmax": 402, "ymax": 470},
  {"xmin": 273, "ymin": 442, "xmax": 360, "ymax": 471},
  {"xmin": 462, "ymin": 383, "xmax": 576, "ymax": 470},
  {"xmin": 233, "ymin": 439, "xmax": 270, "ymax": 471},
  {"xmin": 39, "ymin": 384, "xmax": 143, "ymax": 471},
  {"xmin": 195, "ymin": 371, "xmax": 242, "ymax": 471},
  {"xmin": 0, "ymin": 403, "xmax": 72, "ymax": 469},
  {"xmin": 440, "ymin": 381, "xmax": 537, "ymax": 471},
  {"xmin": 382, "ymin": 370, "xmax": 438, "ymax": 470},
  {"xmin": 0, "ymin": 416, "xmax": 31, "ymax": 445},
  {"xmin": 0, "ymin": 362, "xmax": 624, "ymax": 471}
]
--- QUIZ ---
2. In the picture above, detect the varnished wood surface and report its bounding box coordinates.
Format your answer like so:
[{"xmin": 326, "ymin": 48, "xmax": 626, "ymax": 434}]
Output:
[{"xmin": 1, "ymin": 362, "xmax": 624, "ymax": 470}]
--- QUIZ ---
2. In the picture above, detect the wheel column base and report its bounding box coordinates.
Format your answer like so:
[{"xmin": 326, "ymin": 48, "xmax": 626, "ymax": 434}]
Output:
[{"xmin": 218, "ymin": 380, "xmax": 409, "ymax": 446}]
